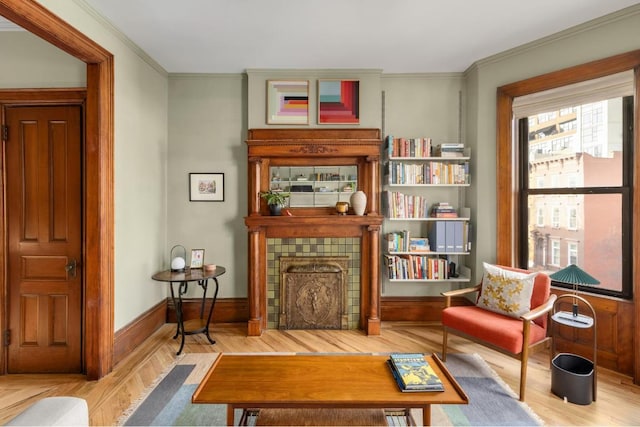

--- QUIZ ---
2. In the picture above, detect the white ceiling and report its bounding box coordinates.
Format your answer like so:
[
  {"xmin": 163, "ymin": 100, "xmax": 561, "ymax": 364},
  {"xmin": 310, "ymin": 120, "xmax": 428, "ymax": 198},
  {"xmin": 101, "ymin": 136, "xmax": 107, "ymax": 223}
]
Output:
[{"xmin": 5, "ymin": 0, "xmax": 640, "ymax": 73}]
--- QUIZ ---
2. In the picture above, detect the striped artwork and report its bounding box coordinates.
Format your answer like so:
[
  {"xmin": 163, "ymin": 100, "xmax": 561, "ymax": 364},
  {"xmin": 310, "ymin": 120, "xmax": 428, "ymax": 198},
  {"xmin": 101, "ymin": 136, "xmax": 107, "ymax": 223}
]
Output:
[
  {"xmin": 266, "ymin": 80, "xmax": 309, "ymax": 124},
  {"xmin": 318, "ymin": 79, "xmax": 360, "ymax": 124}
]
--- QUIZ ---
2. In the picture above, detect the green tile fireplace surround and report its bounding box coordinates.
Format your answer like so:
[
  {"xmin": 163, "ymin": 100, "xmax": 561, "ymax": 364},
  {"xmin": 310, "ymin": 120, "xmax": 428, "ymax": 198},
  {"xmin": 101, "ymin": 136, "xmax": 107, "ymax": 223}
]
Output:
[{"xmin": 267, "ymin": 237, "xmax": 361, "ymax": 329}]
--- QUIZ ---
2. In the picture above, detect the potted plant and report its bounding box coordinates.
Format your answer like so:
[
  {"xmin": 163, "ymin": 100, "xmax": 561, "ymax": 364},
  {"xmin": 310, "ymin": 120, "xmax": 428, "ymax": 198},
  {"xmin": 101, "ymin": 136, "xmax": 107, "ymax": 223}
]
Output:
[{"xmin": 260, "ymin": 190, "xmax": 290, "ymax": 215}]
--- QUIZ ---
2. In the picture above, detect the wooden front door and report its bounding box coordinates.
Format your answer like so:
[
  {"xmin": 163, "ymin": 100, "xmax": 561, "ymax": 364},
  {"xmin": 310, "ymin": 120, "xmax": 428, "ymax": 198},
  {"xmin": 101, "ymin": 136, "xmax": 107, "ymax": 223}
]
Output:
[{"xmin": 5, "ymin": 105, "xmax": 83, "ymax": 373}]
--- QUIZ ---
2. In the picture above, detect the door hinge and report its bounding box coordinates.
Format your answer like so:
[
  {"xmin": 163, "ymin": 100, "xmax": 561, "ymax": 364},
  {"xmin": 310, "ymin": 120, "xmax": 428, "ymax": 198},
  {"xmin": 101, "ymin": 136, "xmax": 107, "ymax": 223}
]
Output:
[
  {"xmin": 1, "ymin": 125, "xmax": 7, "ymax": 142},
  {"xmin": 3, "ymin": 329, "xmax": 9, "ymax": 346}
]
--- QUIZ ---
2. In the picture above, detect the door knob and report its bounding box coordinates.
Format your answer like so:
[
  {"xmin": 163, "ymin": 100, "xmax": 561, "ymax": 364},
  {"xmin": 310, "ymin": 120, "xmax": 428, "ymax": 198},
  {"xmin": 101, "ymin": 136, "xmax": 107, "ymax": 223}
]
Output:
[{"xmin": 65, "ymin": 258, "xmax": 77, "ymax": 278}]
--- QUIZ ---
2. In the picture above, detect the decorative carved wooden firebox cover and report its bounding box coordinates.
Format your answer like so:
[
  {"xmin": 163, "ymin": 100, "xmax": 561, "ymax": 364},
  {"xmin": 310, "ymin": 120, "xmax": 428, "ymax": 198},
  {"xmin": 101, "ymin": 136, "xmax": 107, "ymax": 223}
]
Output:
[{"xmin": 279, "ymin": 256, "xmax": 349, "ymax": 330}]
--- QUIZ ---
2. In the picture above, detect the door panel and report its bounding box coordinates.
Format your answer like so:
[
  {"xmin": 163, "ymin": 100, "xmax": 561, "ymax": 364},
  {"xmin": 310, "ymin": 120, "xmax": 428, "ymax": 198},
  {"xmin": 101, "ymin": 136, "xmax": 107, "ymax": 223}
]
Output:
[{"xmin": 6, "ymin": 105, "xmax": 82, "ymax": 373}]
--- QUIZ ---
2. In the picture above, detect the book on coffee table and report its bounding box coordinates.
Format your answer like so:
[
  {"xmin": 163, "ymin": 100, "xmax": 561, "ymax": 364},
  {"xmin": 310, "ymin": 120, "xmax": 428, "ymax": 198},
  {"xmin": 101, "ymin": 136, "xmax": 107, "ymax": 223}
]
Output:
[{"xmin": 388, "ymin": 353, "xmax": 444, "ymax": 392}]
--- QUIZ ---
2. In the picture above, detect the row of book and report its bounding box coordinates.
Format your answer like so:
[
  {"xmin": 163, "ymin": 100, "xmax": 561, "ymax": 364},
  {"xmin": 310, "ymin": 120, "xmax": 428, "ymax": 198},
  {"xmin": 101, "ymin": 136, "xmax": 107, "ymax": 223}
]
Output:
[
  {"xmin": 385, "ymin": 161, "xmax": 470, "ymax": 185},
  {"xmin": 384, "ymin": 254, "xmax": 451, "ymax": 280},
  {"xmin": 387, "ymin": 353, "xmax": 444, "ymax": 392},
  {"xmin": 382, "ymin": 191, "xmax": 431, "ymax": 219},
  {"xmin": 385, "ymin": 231, "xmax": 430, "ymax": 253},
  {"xmin": 385, "ymin": 136, "xmax": 433, "ymax": 158}
]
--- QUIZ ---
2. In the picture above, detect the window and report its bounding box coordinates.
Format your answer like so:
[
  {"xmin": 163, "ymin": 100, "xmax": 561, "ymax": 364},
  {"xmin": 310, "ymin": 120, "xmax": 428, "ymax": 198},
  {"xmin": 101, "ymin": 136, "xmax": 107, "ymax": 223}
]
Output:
[
  {"xmin": 551, "ymin": 206, "xmax": 560, "ymax": 228},
  {"xmin": 497, "ymin": 58, "xmax": 636, "ymax": 302},
  {"xmin": 568, "ymin": 242, "xmax": 578, "ymax": 265},
  {"xmin": 550, "ymin": 240, "xmax": 561, "ymax": 266},
  {"xmin": 536, "ymin": 207, "xmax": 545, "ymax": 227},
  {"xmin": 518, "ymin": 94, "xmax": 632, "ymax": 298},
  {"xmin": 568, "ymin": 207, "xmax": 578, "ymax": 230}
]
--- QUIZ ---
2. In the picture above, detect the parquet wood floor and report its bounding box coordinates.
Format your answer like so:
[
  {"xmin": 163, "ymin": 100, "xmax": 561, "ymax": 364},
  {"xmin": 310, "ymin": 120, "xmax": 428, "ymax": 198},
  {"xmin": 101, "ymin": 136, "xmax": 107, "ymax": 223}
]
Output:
[{"xmin": 0, "ymin": 322, "xmax": 638, "ymax": 425}]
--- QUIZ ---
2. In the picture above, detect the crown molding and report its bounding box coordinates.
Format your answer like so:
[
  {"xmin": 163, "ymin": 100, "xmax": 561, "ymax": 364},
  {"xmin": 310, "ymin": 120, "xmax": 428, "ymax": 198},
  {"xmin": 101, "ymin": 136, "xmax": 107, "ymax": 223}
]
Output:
[
  {"xmin": 469, "ymin": 3, "xmax": 640, "ymax": 72},
  {"xmin": 72, "ymin": 0, "xmax": 167, "ymax": 77}
]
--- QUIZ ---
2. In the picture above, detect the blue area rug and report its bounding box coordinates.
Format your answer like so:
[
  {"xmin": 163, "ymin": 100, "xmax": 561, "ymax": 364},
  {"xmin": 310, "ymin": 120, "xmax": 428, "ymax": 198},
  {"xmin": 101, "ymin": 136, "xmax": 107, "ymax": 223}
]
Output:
[{"xmin": 119, "ymin": 353, "xmax": 542, "ymax": 426}]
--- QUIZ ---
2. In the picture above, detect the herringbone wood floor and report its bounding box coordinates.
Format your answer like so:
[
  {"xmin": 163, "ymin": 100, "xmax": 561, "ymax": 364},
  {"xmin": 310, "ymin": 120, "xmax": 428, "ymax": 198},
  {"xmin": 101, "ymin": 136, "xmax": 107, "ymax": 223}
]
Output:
[{"xmin": 0, "ymin": 322, "xmax": 638, "ymax": 425}]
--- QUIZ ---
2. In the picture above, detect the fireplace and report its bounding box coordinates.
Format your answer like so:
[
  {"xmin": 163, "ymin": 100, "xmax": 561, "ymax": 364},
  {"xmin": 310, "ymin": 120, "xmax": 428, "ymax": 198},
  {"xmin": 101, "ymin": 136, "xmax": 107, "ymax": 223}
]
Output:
[{"xmin": 244, "ymin": 128, "xmax": 383, "ymax": 336}]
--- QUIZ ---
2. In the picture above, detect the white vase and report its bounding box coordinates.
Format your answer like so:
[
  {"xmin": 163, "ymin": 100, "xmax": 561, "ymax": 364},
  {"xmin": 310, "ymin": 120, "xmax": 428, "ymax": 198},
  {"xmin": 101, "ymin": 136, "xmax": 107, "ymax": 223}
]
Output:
[{"xmin": 350, "ymin": 191, "xmax": 367, "ymax": 216}]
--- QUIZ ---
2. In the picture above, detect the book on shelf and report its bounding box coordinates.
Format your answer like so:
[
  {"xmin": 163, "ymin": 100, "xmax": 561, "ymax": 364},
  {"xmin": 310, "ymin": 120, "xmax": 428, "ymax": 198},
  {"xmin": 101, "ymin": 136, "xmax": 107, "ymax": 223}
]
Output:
[
  {"xmin": 386, "ymin": 161, "xmax": 469, "ymax": 185},
  {"xmin": 385, "ymin": 135, "xmax": 433, "ymax": 158},
  {"xmin": 384, "ymin": 254, "xmax": 449, "ymax": 280},
  {"xmin": 430, "ymin": 202, "xmax": 458, "ymax": 218},
  {"xmin": 387, "ymin": 353, "xmax": 444, "ymax": 392},
  {"xmin": 408, "ymin": 237, "xmax": 430, "ymax": 252},
  {"xmin": 433, "ymin": 143, "xmax": 465, "ymax": 158},
  {"xmin": 382, "ymin": 191, "xmax": 429, "ymax": 219}
]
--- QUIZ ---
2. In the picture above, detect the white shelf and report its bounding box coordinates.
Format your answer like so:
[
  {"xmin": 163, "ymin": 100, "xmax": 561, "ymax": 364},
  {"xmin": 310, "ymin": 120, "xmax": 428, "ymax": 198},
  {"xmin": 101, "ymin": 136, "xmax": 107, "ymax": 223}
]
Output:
[
  {"xmin": 388, "ymin": 251, "xmax": 470, "ymax": 256},
  {"xmin": 388, "ymin": 217, "xmax": 470, "ymax": 222},
  {"xmin": 388, "ymin": 183, "xmax": 470, "ymax": 187},
  {"xmin": 552, "ymin": 311, "xmax": 594, "ymax": 328},
  {"xmin": 388, "ymin": 277, "xmax": 471, "ymax": 283},
  {"xmin": 389, "ymin": 156, "xmax": 470, "ymax": 161}
]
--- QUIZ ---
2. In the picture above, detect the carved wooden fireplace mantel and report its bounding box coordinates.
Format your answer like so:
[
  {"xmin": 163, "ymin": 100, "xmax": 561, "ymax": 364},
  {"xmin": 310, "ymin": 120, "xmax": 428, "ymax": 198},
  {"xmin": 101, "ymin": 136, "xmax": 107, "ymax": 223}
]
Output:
[{"xmin": 244, "ymin": 128, "xmax": 383, "ymax": 336}]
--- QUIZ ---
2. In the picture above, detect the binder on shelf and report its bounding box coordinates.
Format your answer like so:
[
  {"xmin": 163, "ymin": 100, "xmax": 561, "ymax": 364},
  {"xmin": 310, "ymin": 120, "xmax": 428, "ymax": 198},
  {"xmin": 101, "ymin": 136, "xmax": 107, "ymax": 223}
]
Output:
[
  {"xmin": 454, "ymin": 221, "xmax": 465, "ymax": 252},
  {"xmin": 428, "ymin": 221, "xmax": 447, "ymax": 252},
  {"xmin": 445, "ymin": 221, "xmax": 456, "ymax": 252}
]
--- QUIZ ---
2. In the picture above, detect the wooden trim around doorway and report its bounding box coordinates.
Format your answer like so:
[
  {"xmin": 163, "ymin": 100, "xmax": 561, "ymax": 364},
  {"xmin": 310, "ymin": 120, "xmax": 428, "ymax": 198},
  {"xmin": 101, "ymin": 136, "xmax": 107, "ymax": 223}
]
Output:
[{"xmin": 0, "ymin": 0, "xmax": 115, "ymax": 380}]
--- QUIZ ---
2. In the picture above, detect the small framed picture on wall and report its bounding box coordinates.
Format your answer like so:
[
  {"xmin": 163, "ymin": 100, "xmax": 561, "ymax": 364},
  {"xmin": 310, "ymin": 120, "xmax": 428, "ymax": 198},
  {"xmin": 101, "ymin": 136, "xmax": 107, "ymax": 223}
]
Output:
[{"xmin": 189, "ymin": 173, "xmax": 224, "ymax": 202}]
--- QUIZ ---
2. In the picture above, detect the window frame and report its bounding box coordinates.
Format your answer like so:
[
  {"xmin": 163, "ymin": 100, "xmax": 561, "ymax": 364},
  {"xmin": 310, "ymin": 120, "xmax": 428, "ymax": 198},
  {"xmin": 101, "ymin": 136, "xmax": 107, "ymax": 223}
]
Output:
[
  {"xmin": 496, "ymin": 50, "xmax": 640, "ymax": 301},
  {"xmin": 517, "ymin": 96, "xmax": 633, "ymax": 298}
]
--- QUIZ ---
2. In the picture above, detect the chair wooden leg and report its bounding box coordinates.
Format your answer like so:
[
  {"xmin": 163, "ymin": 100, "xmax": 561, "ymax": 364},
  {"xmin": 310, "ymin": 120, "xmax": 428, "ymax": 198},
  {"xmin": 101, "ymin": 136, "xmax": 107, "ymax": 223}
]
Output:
[
  {"xmin": 519, "ymin": 350, "xmax": 528, "ymax": 401},
  {"xmin": 442, "ymin": 328, "xmax": 448, "ymax": 362}
]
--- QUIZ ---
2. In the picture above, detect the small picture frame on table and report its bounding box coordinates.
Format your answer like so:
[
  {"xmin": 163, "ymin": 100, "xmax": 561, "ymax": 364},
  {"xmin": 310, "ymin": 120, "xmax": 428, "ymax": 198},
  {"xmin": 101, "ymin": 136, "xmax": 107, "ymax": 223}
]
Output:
[
  {"xmin": 189, "ymin": 173, "xmax": 224, "ymax": 202},
  {"xmin": 190, "ymin": 249, "xmax": 205, "ymax": 269}
]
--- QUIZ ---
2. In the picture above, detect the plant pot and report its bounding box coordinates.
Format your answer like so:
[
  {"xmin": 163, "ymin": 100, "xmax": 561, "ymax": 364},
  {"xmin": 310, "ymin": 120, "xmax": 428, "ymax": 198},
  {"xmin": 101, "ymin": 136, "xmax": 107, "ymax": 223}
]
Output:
[{"xmin": 269, "ymin": 204, "xmax": 283, "ymax": 216}]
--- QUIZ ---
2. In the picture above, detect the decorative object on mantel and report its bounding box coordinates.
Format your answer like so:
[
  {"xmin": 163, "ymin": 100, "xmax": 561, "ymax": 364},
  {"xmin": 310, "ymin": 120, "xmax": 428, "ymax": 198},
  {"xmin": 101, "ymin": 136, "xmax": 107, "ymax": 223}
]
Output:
[
  {"xmin": 170, "ymin": 244, "xmax": 187, "ymax": 272},
  {"xmin": 350, "ymin": 190, "xmax": 367, "ymax": 215},
  {"xmin": 260, "ymin": 190, "xmax": 291, "ymax": 216},
  {"xmin": 335, "ymin": 201, "xmax": 349, "ymax": 215}
]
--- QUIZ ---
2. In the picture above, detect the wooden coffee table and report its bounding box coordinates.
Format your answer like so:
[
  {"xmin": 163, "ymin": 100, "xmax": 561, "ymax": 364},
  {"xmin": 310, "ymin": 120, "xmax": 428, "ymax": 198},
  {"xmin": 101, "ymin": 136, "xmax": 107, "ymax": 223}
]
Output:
[{"xmin": 192, "ymin": 353, "xmax": 468, "ymax": 426}]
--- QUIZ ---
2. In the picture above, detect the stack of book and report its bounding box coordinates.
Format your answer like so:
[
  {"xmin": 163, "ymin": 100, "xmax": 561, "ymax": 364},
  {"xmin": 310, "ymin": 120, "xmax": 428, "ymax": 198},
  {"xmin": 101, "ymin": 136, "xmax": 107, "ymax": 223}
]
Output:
[
  {"xmin": 430, "ymin": 202, "xmax": 458, "ymax": 218},
  {"xmin": 387, "ymin": 353, "xmax": 444, "ymax": 392},
  {"xmin": 433, "ymin": 143, "xmax": 465, "ymax": 158}
]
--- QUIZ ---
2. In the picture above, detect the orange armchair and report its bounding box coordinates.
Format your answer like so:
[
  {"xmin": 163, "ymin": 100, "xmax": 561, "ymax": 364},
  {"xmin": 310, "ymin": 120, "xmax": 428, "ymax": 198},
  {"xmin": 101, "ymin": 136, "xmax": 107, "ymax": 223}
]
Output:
[{"xmin": 441, "ymin": 265, "xmax": 556, "ymax": 401}]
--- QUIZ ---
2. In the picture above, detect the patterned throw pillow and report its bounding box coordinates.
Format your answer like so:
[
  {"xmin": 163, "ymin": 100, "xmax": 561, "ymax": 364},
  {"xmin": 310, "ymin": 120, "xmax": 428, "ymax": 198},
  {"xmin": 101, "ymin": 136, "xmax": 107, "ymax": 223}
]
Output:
[{"xmin": 477, "ymin": 263, "xmax": 538, "ymax": 318}]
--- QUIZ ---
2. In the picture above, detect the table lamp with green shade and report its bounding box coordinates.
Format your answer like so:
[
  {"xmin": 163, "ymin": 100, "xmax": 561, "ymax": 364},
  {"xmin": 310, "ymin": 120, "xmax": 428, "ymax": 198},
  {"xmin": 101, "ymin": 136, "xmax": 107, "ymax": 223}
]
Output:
[{"xmin": 549, "ymin": 264, "xmax": 600, "ymax": 318}]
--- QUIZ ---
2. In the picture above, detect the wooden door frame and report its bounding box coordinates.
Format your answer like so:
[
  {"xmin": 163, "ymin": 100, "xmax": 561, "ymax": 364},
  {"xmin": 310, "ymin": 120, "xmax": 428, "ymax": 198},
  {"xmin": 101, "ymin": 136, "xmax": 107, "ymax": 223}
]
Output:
[{"xmin": 0, "ymin": 0, "xmax": 114, "ymax": 380}]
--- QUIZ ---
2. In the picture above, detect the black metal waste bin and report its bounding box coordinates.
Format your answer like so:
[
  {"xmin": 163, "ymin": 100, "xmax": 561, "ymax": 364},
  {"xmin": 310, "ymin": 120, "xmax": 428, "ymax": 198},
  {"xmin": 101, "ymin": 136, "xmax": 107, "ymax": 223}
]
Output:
[{"xmin": 551, "ymin": 353, "xmax": 594, "ymax": 405}]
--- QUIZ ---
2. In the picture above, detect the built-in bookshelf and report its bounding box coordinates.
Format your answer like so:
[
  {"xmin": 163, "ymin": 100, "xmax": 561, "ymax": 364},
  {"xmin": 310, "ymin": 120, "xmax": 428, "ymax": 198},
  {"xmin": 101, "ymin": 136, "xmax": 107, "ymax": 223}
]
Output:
[{"xmin": 382, "ymin": 136, "xmax": 471, "ymax": 286}]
